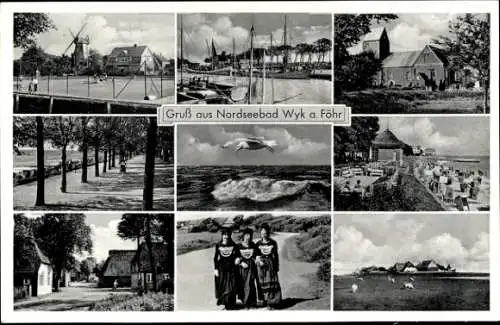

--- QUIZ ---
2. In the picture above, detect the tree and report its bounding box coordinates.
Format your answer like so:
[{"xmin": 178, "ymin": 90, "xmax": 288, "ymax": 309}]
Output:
[
  {"xmin": 143, "ymin": 118, "xmax": 157, "ymax": 210},
  {"xmin": 79, "ymin": 257, "xmax": 96, "ymax": 281},
  {"xmin": 88, "ymin": 49, "xmax": 103, "ymax": 74},
  {"xmin": 118, "ymin": 214, "xmax": 146, "ymax": 290},
  {"xmin": 433, "ymin": 14, "xmax": 490, "ymax": 112},
  {"xmin": 36, "ymin": 117, "xmax": 45, "ymax": 205},
  {"xmin": 18, "ymin": 45, "xmax": 50, "ymax": 76},
  {"xmin": 334, "ymin": 117, "xmax": 380, "ymax": 164},
  {"xmin": 45, "ymin": 117, "xmax": 76, "ymax": 193},
  {"xmin": 335, "ymin": 52, "xmax": 382, "ymax": 91},
  {"xmin": 334, "ymin": 14, "xmax": 398, "ymax": 94},
  {"xmin": 14, "ymin": 13, "xmax": 55, "ymax": 49},
  {"xmin": 145, "ymin": 215, "xmax": 158, "ymax": 292},
  {"xmin": 75, "ymin": 117, "xmax": 91, "ymax": 183},
  {"xmin": 31, "ymin": 214, "xmax": 93, "ymax": 291}
]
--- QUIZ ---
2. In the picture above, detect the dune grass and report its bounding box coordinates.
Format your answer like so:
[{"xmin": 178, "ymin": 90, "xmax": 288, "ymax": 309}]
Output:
[{"xmin": 89, "ymin": 293, "xmax": 174, "ymax": 311}]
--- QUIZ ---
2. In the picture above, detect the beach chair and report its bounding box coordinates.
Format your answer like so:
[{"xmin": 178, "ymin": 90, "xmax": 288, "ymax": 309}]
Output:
[
  {"xmin": 341, "ymin": 169, "xmax": 353, "ymax": 178},
  {"xmin": 351, "ymin": 167, "xmax": 363, "ymax": 176},
  {"xmin": 443, "ymin": 187, "xmax": 455, "ymax": 205}
]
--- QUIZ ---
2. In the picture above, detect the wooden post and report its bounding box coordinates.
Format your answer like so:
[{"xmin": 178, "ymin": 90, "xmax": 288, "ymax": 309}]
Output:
[
  {"xmin": 160, "ymin": 69, "xmax": 163, "ymax": 98},
  {"xmin": 14, "ymin": 94, "xmax": 19, "ymax": 113},
  {"xmin": 49, "ymin": 96, "xmax": 54, "ymax": 114},
  {"xmin": 112, "ymin": 77, "xmax": 115, "ymax": 98}
]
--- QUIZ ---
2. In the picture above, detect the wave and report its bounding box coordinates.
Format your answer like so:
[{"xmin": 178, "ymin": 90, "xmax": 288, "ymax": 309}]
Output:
[{"xmin": 211, "ymin": 177, "xmax": 330, "ymax": 202}]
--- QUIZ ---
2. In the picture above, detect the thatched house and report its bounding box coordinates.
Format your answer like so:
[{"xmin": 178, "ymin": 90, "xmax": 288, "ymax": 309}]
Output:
[
  {"xmin": 131, "ymin": 242, "xmax": 172, "ymax": 292},
  {"xmin": 389, "ymin": 261, "xmax": 417, "ymax": 273},
  {"xmin": 99, "ymin": 250, "xmax": 136, "ymax": 287},
  {"xmin": 370, "ymin": 128, "xmax": 412, "ymax": 163},
  {"xmin": 416, "ymin": 259, "xmax": 442, "ymax": 271},
  {"xmin": 14, "ymin": 239, "xmax": 53, "ymax": 299}
]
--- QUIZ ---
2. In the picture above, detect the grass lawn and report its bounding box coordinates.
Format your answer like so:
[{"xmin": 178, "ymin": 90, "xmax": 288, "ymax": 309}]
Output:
[
  {"xmin": 176, "ymin": 229, "xmax": 221, "ymax": 255},
  {"xmin": 334, "ymin": 275, "xmax": 489, "ymax": 310},
  {"xmin": 89, "ymin": 293, "xmax": 174, "ymax": 311},
  {"xmin": 336, "ymin": 89, "xmax": 488, "ymax": 114}
]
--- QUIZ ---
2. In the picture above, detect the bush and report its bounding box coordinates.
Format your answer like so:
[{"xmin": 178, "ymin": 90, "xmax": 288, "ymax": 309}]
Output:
[{"xmin": 89, "ymin": 293, "xmax": 174, "ymax": 311}]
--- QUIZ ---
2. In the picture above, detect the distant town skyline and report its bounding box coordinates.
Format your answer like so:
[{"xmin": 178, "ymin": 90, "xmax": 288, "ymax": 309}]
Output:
[
  {"xmin": 334, "ymin": 213, "xmax": 489, "ymax": 275},
  {"xmin": 14, "ymin": 13, "xmax": 175, "ymax": 59}
]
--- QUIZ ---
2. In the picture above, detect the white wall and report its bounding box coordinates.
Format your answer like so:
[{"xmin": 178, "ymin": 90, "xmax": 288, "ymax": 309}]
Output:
[{"xmin": 37, "ymin": 264, "xmax": 53, "ymax": 296}]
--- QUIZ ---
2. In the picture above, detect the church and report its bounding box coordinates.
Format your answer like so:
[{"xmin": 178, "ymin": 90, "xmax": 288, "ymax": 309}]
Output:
[{"xmin": 362, "ymin": 27, "xmax": 455, "ymax": 89}]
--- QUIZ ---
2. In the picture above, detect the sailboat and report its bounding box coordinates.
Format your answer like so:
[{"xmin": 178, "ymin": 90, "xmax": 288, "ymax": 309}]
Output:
[{"xmin": 177, "ymin": 16, "xmax": 251, "ymax": 104}]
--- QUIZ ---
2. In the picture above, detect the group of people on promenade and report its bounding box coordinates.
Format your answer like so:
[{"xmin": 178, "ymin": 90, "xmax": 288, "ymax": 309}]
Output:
[{"xmin": 213, "ymin": 224, "xmax": 282, "ymax": 310}]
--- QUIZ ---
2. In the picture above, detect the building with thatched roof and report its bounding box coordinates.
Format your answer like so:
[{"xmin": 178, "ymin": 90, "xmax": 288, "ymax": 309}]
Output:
[
  {"xmin": 389, "ymin": 261, "xmax": 417, "ymax": 273},
  {"xmin": 14, "ymin": 238, "xmax": 53, "ymax": 298},
  {"xmin": 99, "ymin": 250, "xmax": 136, "ymax": 287},
  {"xmin": 369, "ymin": 128, "xmax": 411, "ymax": 165}
]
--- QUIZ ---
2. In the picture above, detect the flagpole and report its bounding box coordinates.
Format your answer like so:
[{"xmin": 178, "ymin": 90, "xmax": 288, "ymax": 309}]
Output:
[{"xmin": 248, "ymin": 25, "xmax": 254, "ymax": 104}]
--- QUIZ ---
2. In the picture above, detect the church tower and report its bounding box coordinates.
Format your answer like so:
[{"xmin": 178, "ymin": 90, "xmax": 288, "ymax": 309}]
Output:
[{"xmin": 362, "ymin": 27, "xmax": 390, "ymax": 60}]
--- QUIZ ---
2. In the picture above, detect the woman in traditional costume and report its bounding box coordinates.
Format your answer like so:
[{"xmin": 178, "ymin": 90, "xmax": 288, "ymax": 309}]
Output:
[
  {"xmin": 214, "ymin": 227, "xmax": 238, "ymax": 310},
  {"xmin": 235, "ymin": 228, "xmax": 259, "ymax": 309},
  {"xmin": 255, "ymin": 223, "xmax": 282, "ymax": 309}
]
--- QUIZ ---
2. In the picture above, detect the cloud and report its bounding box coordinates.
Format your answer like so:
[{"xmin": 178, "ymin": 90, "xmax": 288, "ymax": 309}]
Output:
[
  {"xmin": 181, "ymin": 14, "xmax": 330, "ymax": 63},
  {"xmin": 334, "ymin": 219, "xmax": 489, "ymax": 274},
  {"xmin": 349, "ymin": 14, "xmax": 456, "ymax": 54},
  {"xmin": 178, "ymin": 125, "xmax": 330, "ymax": 165},
  {"xmin": 383, "ymin": 117, "xmax": 489, "ymax": 156},
  {"xmin": 15, "ymin": 14, "xmax": 175, "ymax": 59},
  {"xmin": 89, "ymin": 219, "xmax": 136, "ymax": 262}
]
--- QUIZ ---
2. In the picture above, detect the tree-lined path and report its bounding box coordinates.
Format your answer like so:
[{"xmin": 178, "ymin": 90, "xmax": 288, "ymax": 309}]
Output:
[{"xmin": 14, "ymin": 116, "xmax": 174, "ymax": 210}]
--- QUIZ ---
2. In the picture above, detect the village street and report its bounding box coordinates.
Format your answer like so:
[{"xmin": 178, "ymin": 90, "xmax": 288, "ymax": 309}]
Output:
[
  {"xmin": 176, "ymin": 232, "xmax": 325, "ymax": 311},
  {"xmin": 14, "ymin": 155, "xmax": 174, "ymax": 210},
  {"xmin": 14, "ymin": 282, "xmax": 133, "ymax": 311}
]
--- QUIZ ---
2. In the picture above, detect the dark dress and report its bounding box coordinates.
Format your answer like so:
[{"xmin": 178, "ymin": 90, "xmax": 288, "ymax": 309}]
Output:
[
  {"xmin": 214, "ymin": 241, "xmax": 238, "ymax": 308},
  {"xmin": 236, "ymin": 242, "xmax": 259, "ymax": 307},
  {"xmin": 255, "ymin": 238, "xmax": 282, "ymax": 306}
]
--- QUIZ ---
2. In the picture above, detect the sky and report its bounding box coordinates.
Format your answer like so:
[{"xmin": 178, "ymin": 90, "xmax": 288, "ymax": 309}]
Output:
[
  {"xmin": 334, "ymin": 213, "xmax": 489, "ymax": 275},
  {"xmin": 179, "ymin": 13, "xmax": 332, "ymax": 63},
  {"xmin": 372, "ymin": 116, "xmax": 490, "ymax": 156},
  {"xmin": 14, "ymin": 13, "xmax": 175, "ymax": 59},
  {"xmin": 177, "ymin": 124, "xmax": 331, "ymax": 165},
  {"xmin": 348, "ymin": 13, "xmax": 485, "ymax": 54}
]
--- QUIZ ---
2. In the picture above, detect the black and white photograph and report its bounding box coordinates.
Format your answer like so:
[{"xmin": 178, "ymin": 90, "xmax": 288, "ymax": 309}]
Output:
[
  {"xmin": 13, "ymin": 13, "xmax": 175, "ymax": 114},
  {"xmin": 177, "ymin": 13, "xmax": 332, "ymax": 104},
  {"xmin": 333, "ymin": 213, "xmax": 489, "ymax": 310},
  {"xmin": 14, "ymin": 213, "xmax": 175, "ymax": 311},
  {"xmin": 13, "ymin": 117, "xmax": 174, "ymax": 210},
  {"xmin": 334, "ymin": 116, "xmax": 489, "ymax": 211},
  {"xmin": 334, "ymin": 13, "xmax": 490, "ymax": 113},
  {"xmin": 176, "ymin": 213, "xmax": 331, "ymax": 310},
  {"xmin": 177, "ymin": 124, "xmax": 332, "ymax": 211}
]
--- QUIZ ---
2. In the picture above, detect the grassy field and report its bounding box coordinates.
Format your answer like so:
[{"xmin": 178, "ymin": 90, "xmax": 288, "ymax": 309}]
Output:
[
  {"xmin": 176, "ymin": 229, "xmax": 221, "ymax": 255},
  {"xmin": 14, "ymin": 76, "xmax": 174, "ymax": 102},
  {"xmin": 336, "ymin": 89, "xmax": 488, "ymax": 114},
  {"xmin": 89, "ymin": 293, "xmax": 174, "ymax": 311},
  {"xmin": 14, "ymin": 149, "xmax": 103, "ymax": 168},
  {"xmin": 334, "ymin": 275, "xmax": 489, "ymax": 310}
]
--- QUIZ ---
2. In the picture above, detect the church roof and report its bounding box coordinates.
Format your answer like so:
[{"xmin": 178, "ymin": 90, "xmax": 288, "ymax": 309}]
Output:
[
  {"xmin": 363, "ymin": 27, "xmax": 386, "ymax": 41},
  {"xmin": 372, "ymin": 129, "xmax": 407, "ymax": 149},
  {"xmin": 382, "ymin": 50, "xmax": 421, "ymax": 68}
]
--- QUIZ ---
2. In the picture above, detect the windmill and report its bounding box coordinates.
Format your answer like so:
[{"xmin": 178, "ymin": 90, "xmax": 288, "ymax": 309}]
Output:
[{"xmin": 63, "ymin": 21, "xmax": 90, "ymax": 75}]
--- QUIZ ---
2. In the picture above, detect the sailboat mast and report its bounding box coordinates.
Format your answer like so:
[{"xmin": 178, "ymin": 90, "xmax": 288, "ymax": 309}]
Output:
[
  {"xmin": 262, "ymin": 42, "xmax": 266, "ymax": 104},
  {"xmin": 180, "ymin": 15, "xmax": 183, "ymax": 89},
  {"xmin": 270, "ymin": 33, "xmax": 274, "ymax": 104},
  {"xmin": 283, "ymin": 14, "xmax": 287, "ymax": 71},
  {"xmin": 248, "ymin": 25, "xmax": 254, "ymax": 104}
]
